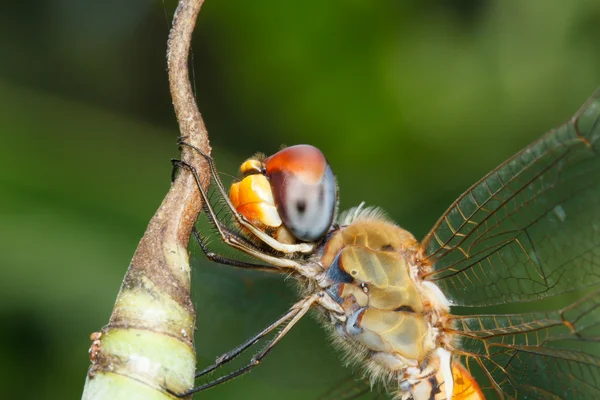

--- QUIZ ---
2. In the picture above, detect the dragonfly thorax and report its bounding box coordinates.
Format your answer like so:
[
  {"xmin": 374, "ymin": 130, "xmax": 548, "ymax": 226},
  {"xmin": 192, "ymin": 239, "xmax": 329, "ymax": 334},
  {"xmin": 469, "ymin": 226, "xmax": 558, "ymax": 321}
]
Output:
[{"xmin": 311, "ymin": 211, "xmax": 455, "ymax": 400}]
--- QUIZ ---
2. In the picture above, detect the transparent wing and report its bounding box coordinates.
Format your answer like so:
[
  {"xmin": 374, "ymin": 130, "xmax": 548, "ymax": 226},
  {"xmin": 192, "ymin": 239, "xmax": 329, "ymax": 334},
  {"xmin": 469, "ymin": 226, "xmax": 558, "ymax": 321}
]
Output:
[
  {"xmin": 450, "ymin": 288, "xmax": 600, "ymax": 399},
  {"xmin": 421, "ymin": 91, "xmax": 600, "ymax": 307}
]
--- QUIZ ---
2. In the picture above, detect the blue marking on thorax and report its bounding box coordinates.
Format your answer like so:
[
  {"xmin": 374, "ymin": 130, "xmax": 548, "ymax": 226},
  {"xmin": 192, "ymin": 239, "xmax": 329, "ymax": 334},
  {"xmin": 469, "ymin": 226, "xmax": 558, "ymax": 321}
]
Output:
[
  {"xmin": 325, "ymin": 284, "xmax": 343, "ymax": 304},
  {"xmin": 346, "ymin": 308, "xmax": 365, "ymax": 336},
  {"xmin": 325, "ymin": 251, "xmax": 354, "ymax": 284}
]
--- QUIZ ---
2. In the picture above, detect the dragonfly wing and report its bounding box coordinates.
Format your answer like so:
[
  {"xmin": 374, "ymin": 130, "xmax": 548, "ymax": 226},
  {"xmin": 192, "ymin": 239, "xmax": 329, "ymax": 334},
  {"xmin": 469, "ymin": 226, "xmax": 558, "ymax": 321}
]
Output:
[
  {"xmin": 450, "ymin": 288, "xmax": 600, "ymax": 399},
  {"xmin": 421, "ymin": 91, "xmax": 600, "ymax": 307},
  {"xmin": 421, "ymin": 91, "xmax": 600, "ymax": 399}
]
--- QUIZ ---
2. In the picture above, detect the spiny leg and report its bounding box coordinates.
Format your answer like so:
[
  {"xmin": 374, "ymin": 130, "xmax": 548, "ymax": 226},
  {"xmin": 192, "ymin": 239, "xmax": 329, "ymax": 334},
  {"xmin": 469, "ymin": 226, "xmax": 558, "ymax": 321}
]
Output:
[
  {"xmin": 172, "ymin": 157, "xmax": 266, "ymax": 254},
  {"xmin": 195, "ymin": 205, "xmax": 267, "ymax": 253},
  {"xmin": 167, "ymin": 293, "xmax": 324, "ymax": 398},
  {"xmin": 173, "ymin": 157, "xmax": 276, "ymax": 272},
  {"xmin": 192, "ymin": 227, "xmax": 284, "ymax": 274},
  {"xmin": 194, "ymin": 305, "xmax": 298, "ymax": 379},
  {"xmin": 172, "ymin": 159, "xmax": 312, "ymax": 272},
  {"xmin": 178, "ymin": 140, "xmax": 316, "ymax": 255}
]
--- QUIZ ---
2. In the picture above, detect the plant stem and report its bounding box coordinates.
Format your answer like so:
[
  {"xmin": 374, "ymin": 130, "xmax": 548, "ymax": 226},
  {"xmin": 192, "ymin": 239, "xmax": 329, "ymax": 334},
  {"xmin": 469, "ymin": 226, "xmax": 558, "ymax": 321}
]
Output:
[{"xmin": 82, "ymin": 1, "xmax": 209, "ymax": 398}]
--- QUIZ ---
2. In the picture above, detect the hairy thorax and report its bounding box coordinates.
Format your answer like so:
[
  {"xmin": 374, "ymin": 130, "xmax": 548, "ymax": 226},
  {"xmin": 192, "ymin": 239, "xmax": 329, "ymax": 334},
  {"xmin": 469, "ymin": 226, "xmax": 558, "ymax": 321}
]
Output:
[{"xmin": 310, "ymin": 216, "xmax": 455, "ymax": 399}]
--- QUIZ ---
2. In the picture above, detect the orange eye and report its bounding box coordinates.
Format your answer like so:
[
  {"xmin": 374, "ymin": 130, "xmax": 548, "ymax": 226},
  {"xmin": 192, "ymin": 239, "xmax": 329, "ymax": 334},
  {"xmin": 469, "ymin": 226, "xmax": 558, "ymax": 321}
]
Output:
[{"xmin": 264, "ymin": 145, "xmax": 337, "ymax": 241}]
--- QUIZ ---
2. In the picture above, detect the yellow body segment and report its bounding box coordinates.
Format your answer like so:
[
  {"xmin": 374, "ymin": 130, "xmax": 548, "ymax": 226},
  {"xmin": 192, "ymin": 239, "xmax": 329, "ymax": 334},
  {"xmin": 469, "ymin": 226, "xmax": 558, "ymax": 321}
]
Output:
[
  {"xmin": 321, "ymin": 218, "xmax": 454, "ymax": 399},
  {"xmin": 321, "ymin": 220, "xmax": 418, "ymax": 268},
  {"xmin": 339, "ymin": 246, "xmax": 424, "ymax": 312},
  {"xmin": 358, "ymin": 309, "xmax": 429, "ymax": 360},
  {"xmin": 451, "ymin": 362, "xmax": 485, "ymax": 400},
  {"xmin": 323, "ymin": 220, "xmax": 432, "ymax": 363}
]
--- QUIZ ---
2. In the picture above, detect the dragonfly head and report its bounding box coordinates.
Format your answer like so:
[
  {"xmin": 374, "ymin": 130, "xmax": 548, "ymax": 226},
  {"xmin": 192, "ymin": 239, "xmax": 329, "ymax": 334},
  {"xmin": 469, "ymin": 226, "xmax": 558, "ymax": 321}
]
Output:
[{"xmin": 230, "ymin": 144, "xmax": 337, "ymax": 243}]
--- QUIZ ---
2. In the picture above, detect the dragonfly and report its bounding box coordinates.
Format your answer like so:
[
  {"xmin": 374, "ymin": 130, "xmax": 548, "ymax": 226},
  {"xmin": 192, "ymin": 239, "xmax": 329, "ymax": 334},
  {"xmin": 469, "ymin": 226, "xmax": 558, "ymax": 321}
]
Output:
[{"xmin": 170, "ymin": 90, "xmax": 600, "ymax": 399}]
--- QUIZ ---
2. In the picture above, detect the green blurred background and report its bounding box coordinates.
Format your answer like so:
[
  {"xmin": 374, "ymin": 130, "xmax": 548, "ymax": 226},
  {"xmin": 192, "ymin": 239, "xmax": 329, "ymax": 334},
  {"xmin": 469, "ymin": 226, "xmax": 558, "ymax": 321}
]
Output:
[{"xmin": 1, "ymin": 0, "xmax": 600, "ymax": 399}]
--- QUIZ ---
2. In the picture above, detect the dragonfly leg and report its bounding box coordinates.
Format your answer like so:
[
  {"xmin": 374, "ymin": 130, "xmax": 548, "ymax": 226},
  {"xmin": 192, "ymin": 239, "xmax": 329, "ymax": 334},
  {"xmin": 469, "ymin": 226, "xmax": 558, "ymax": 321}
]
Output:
[
  {"xmin": 191, "ymin": 226, "xmax": 284, "ymax": 273},
  {"xmin": 173, "ymin": 159, "xmax": 317, "ymax": 274},
  {"xmin": 177, "ymin": 140, "xmax": 316, "ymax": 255},
  {"xmin": 167, "ymin": 293, "xmax": 325, "ymax": 397}
]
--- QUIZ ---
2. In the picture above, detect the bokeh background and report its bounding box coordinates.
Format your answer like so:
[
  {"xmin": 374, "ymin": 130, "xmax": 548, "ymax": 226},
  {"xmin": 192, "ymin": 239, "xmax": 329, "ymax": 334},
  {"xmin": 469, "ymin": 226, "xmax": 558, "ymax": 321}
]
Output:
[{"xmin": 1, "ymin": 0, "xmax": 600, "ymax": 399}]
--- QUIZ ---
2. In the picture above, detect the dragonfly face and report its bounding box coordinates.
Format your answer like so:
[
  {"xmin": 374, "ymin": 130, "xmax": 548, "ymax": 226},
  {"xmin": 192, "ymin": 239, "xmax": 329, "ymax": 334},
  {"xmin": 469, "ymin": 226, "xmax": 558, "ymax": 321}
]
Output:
[
  {"xmin": 230, "ymin": 144, "xmax": 337, "ymax": 243},
  {"xmin": 174, "ymin": 91, "xmax": 600, "ymax": 400}
]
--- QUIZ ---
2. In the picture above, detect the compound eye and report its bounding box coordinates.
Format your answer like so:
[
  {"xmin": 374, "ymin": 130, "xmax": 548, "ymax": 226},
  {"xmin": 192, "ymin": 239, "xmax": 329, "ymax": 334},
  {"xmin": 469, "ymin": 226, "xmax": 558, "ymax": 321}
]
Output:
[{"xmin": 264, "ymin": 145, "xmax": 337, "ymax": 241}]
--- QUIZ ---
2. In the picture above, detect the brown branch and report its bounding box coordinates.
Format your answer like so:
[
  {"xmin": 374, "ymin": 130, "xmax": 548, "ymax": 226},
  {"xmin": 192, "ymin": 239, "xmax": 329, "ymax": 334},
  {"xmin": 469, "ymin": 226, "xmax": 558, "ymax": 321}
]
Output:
[{"xmin": 82, "ymin": 0, "xmax": 209, "ymax": 398}]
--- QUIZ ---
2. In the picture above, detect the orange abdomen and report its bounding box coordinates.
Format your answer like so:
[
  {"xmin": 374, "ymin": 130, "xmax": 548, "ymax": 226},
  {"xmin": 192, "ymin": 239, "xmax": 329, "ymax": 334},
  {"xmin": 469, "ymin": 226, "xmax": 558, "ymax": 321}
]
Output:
[{"xmin": 452, "ymin": 362, "xmax": 485, "ymax": 400}]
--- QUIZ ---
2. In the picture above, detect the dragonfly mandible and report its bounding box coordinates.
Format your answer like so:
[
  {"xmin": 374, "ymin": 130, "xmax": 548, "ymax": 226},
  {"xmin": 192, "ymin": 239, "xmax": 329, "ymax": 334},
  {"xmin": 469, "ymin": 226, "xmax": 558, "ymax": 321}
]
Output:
[{"xmin": 170, "ymin": 90, "xmax": 600, "ymax": 400}]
